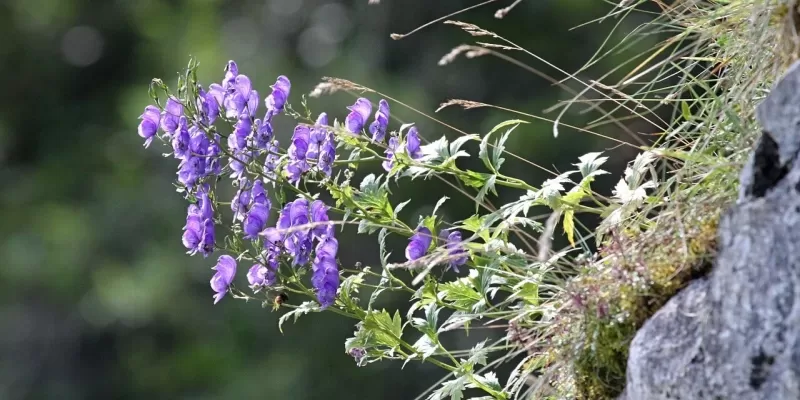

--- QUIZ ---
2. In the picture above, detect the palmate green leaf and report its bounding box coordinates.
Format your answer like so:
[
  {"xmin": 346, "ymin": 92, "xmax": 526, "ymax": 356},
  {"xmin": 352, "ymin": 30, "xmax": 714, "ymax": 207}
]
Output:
[
  {"xmin": 429, "ymin": 376, "xmax": 468, "ymax": 400},
  {"xmin": 440, "ymin": 278, "xmax": 483, "ymax": 311},
  {"xmin": 411, "ymin": 334, "xmax": 438, "ymax": 362},
  {"xmin": 363, "ymin": 309, "xmax": 404, "ymax": 348},
  {"xmin": 466, "ymin": 340, "xmax": 489, "ymax": 369},
  {"xmin": 573, "ymin": 151, "xmax": 609, "ymax": 179},
  {"xmin": 479, "ymin": 119, "xmax": 527, "ymax": 172},
  {"xmin": 278, "ymin": 301, "xmax": 321, "ymax": 333},
  {"xmin": 460, "ymin": 214, "xmax": 492, "ymax": 242}
]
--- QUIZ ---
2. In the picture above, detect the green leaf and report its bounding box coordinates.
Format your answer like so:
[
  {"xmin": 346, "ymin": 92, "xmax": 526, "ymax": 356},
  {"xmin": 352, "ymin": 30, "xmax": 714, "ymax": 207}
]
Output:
[
  {"xmin": 563, "ymin": 209, "xmax": 576, "ymax": 247},
  {"xmin": 429, "ymin": 377, "xmax": 468, "ymax": 400},
  {"xmin": 514, "ymin": 281, "xmax": 539, "ymax": 306},
  {"xmin": 681, "ymin": 100, "xmax": 692, "ymax": 121},
  {"xmin": 458, "ymin": 170, "xmax": 490, "ymax": 189},
  {"xmin": 440, "ymin": 279, "xmax": 482, "ymax": 310},
  {"xmin": 432, "ymin": 196, "xmax": 449, "ymax": 216},
  {"xmin": 466, "ymin": 340, "xmax": 489, "ymax": 368},
  {"xmin": 412, "ymin": 335, "xmax": 438, "ymax": 361},
  {"xmin": 363, "ymin": 309, "xmax": 404, "ymax": 348},
  {"xmin": 479, "ymin": 120, "xmax": 526, "ymax": 172},
  {"xmin": 476, "ymin": 174, "xmax": 497, "ymax": 205},
  {"xmin": 278, "ymin": 301, "xmax": 321, "ymax": 333}
]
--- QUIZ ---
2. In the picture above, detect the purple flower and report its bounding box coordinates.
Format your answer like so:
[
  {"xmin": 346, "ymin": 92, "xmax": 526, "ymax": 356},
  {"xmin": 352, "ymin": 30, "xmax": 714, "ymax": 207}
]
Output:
[
  {"xmin": 222, "ymin": 60, "xmax": 239, "ymax": 88},
  {"xmin": 182, "ymin": 204, "xmax": 203, "ymax": 252},
  {"xmin": 368, "ymin": 99, "xmax": 390, "ymax": 142},
  {"xmin": 137, "ymin": 105, "xmax": 160, "ymax": 148},
  {"xmin": 345, "ymin": 98, "xmax": 372, "ymax": 134},
  {"xmin": 382, "ymin": 136, "xmax": 399, "ymax": 172},
  {"xmin": 231, "ymin": 180, "xmax": 252, "ymax": 222},
  {"xmin": 178, "ymin": 157, "xmax": 204, "ymax": 188},
  {"xmin": 247, "ymin": 263, "xmax": 276, "ymax": 289},
  {"xmin": 312, "ymin": 235, "xmax": 339, "ymax": 308},
  {"xmin": 318, "ymin": 135, "xmax": 336, "ymax": 177},
  {"xmin": 210, "ymin": 255, "xmax": 237, "ymax": 304},
  {"xmin": 308, "ymin": 113, "xmax": 329, "ymax": 160},
  {"xmin": 265, "ymin": 75, "xmax": 291, "ymax": 119},
  {"xmin": 406, "ymin": 226, "xmax": 432, "ymax": 261},
  {"xmin": 208, "ymin": 84, "xmax": 225, "ymax": 110},
  {"xmin": 229, "ymin": 149, "xmax": 251, "ymax": 181},
  {"xmin": 205, "ymin": 134, "xmax": 222, "ymax": 176},
  {"xmin": 406, "ymin": 127, "xmax": 422, "ymax": 159},
  {"xmin": 172, "ymin": 117, "xmax": 191, "ymax": 160},
  {"xmin": 251, "ymin": 179, "xmax": 268, "ymax": 206},
  {"xmin": 244, "ymin": 202, "xmax": 270, "ymax": 239},
  {"xmin": 286, "ymin": 125, "xmax": 311, "ymax": 184},
  {"xmin": 198, "ymin": 86, "xmax": 220, "ymax": 125},
  {"xmin": 444, "ymin": 230, "xmax": 468, "ymax": 271},
  {"xmin": 310, "ymin": 200, "xmax": 331, "ymax": 238},
  {"xmin": 224, "ymin": 75, "xmax": 259, "ymax": 119},
  {"xmin": 183, "ymin": 192, "xmax": 215, "ymax": 257},
  {"xmin": 253, "ymin": 118, "xmax": 273, "ymax": 150},
  {"xmin": 263, "ymin": 140, "xmax": 280, "ymax": 179},
  {"xmin": 160, "ymin": 97, "xmax": 183, "ymax": 134},
  {"xmin": 281, "ymin": 199, "xmax": 313, "ymax": 265},
  {"xmin": 229, "ymin": 113, "xmax": 252, "ymax": 151},
  {"xmin": 199, "ymin": 218, "xmax": 216, "ymax": 256}
]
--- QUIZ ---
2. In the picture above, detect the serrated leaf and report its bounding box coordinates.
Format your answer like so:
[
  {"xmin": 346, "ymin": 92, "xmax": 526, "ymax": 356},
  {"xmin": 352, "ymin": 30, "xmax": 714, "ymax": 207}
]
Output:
[
  {"xmin": 429, "ymin": 377, "xmax": 468, "ymax": 400},
  {"xmin": 492, "ymin": 126, "xmax": 514, "ymax": 171},
  {"xmin": 363, "ymin": 309, "xmax": 404, "ymax": 348},
  {"xmin": 563, "ymin": 209, "xmax": 575, "ymax": 247},
  {"xmin": 412, "ymin": 334, "xmax": 438, "ymax": 361},
  {"xmin": 394, "ymin": 199, "xmax": 411, "ymax": 216},
  {"xmin": 278, "ymin": 301, "xmax": 321, "ymax": 333},
  {"xmin": 476, "ymin": 174, "xmax": 497, "ymax": 206},
  {"xmin": 440, "ymin": 279, "xmax": 482, "ymax": 310},
  {"xmin": 573, "ymin": 152, "xmax": 609, "ymax": 179},
  {"xmin": 466, "ymin": 340, "xmax": 489, "ymax": 368}
]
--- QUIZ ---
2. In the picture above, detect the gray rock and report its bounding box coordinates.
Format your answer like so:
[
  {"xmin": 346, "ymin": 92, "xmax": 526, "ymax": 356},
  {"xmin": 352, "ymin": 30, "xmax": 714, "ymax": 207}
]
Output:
[{"xmin": 621, "ymin": 61, "xmax": 800, "ymax": 399}]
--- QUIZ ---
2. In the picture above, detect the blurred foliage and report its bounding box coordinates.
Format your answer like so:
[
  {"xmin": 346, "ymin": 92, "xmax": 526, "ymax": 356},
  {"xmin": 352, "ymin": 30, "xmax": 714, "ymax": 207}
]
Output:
[{"xmin": 0, "ymin": 0, "xmax": 657, "ymax": 398}]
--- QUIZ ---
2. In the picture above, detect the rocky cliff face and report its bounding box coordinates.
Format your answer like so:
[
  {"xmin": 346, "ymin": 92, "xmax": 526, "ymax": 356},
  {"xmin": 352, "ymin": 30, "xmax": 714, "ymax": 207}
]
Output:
[{"xmin": 621, "ymin": 61, "xmax": 800, "ymax": 399}]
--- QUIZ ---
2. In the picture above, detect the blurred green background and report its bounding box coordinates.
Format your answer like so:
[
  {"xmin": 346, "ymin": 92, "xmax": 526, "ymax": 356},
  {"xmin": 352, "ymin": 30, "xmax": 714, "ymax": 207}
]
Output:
[{"xmin": 0, "ymin": 0, "xmax": 658, "ymax": 399}]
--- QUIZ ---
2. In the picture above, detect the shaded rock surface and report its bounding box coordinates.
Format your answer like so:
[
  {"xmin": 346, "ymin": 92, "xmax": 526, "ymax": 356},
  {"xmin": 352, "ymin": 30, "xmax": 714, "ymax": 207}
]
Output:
[{"xmin": 621, "ymin": 61, "xmax": 800, "ymax": 399}]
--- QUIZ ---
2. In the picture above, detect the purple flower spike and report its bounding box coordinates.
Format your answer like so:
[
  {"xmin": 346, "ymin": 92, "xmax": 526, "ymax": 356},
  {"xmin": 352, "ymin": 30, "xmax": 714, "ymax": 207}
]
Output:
[
  {"xmin": 247, "ymin": 263, "xmax": 275, "ymax": 289},
  {"xmin": 369, "ymin": 99, "xmax": 390, "ymax": 142},
  {"xmin": 406, "ymin": 226, "xmax": 432, "ymax": 261},
  {"xmin": 210, "ymin": 255, "xmax": 237, "ymax": 304},
  {"xmin": 312, "ymin": 235, "xmax": 339, "ymax": 308},
  {"xmin": 345, "ymin": 98, "xmax": 372, "ymax": 134},
  {"xmin": 266, "ymin": 75, "xmax": 291, "ymax": 119},
  {"xmin": 244, "ymin": 203, "xmax": 270, "ymax": 239},
  {"xmin": 382, "ymin": 136, "xmax": 399, "ymax": 172},
  {"xmin": 138, "ymin": 105, "xmax": 160, "ymax": 148},
  {"xmin": 444, "ymin": 230, "xmax": 468, "ymax": 272},
  {"xmin": 406, "ymin": 127, "xmax": 422, "ymax": 159},
  {"xmin": 161, "ymin": 97, "xmax": 183, "ymax": 134}
]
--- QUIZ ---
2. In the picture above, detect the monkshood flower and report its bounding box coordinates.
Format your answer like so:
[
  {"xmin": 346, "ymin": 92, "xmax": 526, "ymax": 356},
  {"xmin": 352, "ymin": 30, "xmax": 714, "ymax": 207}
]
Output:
[
  {"xmin": 382, "ymin": 136, "xmax": 399, "ymax": 172},
  {"xmin": 210, "ymin": 255, "xmax": 237, "ymax": 304},
  {"xmin": 369, "ymin": 99, "xmax": 390, "ymax": 142},
  {"xmin": 197, "ymin": 86, "xmax": 219, "ymax": 125},
  {"xmin": 406, "ymin": 226, "xmax": 432, "ymax": 261},
  {"xmin": 137, "ymin": 105, "xmax": 160, "ymax": 148},
  {"xmin": 205, "ymin": 134, "xmax": 223, "ymax": 176},
  {"xmin": 286, "ymin": 125, "xmax": 311, "ymax": 184},
  {"xmin": 229, "ymin": 113, "xmax": 252, "ymax": 152},
  {"xmin": 182, "ymin": 191, "xmax": 215, "ymax": 257},
  {"xmin": 312, "ymin": 234, "xmax": 339, "ymax": 308},
  {"xmin": 278, "ymin": 199, "xmax": 313, "ymax": 266},
  {"xmin": 444, "ymin": 229, "xmax": 468, "ymax": 272},
  {"xmin": 318, "ymin": 133, "xmax": 336, "ymax": 177},
  {"xmin": 244, "ymin": 203, "xmax": 270, "ymax": 239},
  {"xmin": 253, "ymin": 118, "xmax": 273, "ymax": 151},
  {"xmin": 310, "ymin": 200, "xmax": 331, "ymax": 238},
  {"xmin": 263, "ymin": 140, "xmax": 280, "ymax": 180},
  {"xmin": 161, "ymin": 97, "xmax": 183, "ymax": 135},
  {"xmin": 406, "ymin": 126, "xmax": 423, "ymax": 160},
  {"xmin": 265, "ymin": 75, "xmax": 291, "ymax": 119},
  {"xmin": 222, "ymin": 60, "xmax": 239, "ymax": 88},
  {"xmin": 247, "ymin": 263, "xmax": 276, "ymax": 289},
  {"xmin": 345, "ymin": 98, "xmax": 372, "ymax": 134},
  {"xmin": 224, "ymin": 74, "xmax": 259, "ymax": 119},
  {"xmin": 229, "ymin": 149, "xmax": 251, "ymax": 181},
  {"xmin": 231, "ymin": 179, "xmax": 252, "ymax": 222},
  {"xmin": 172, "ymin": 117, "xmax": 191, "ymax": 160},
  {"xmin": 307, "ymin": 113, "xmax": 329, "ymax": 160}
]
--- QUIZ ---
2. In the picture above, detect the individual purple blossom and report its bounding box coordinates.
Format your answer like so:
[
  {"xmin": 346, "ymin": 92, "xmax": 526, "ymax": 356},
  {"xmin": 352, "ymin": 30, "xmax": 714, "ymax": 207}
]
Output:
[
  {"xmin": 312, "ymin": 234, "xmax": 339, "ymax": 308},
  {"xmin": 307, "ymin": 113, "xmax": 329, "ymax": 160},
  {"xmin": 247, "ymin": 263, "xmax": 276, "ymax": 289},
  {"xmin": 178, "ymin": 157, "xmax": 205, "ymax": 188},
  {"xmin": 224, "ymin": 74, "xmax": 259, "ymax": 119},
  {"xmin": 183, "ymin": 191, "xmax": 215, "ymax": 257},
  {"xmin": 205, "ymin": 134, "xmax": 222, "ymax": 176},
  {"xmin": 317, "ymin": 134, "xmax": 336, "ymax": 177},
  {"xmin": 208, "ymin": 84, "xmax": 225, "ymax": 110},
  {"xmin": 310, "ymin": 200, "xmax": 331, "ymax": 238},
  {"xmin": 406, "ymin": 126, "xmax": 423, "ymax": 160},
  {"xmin": 285, "ymin": 125, "xmax": 311, "ymax": 184},
  {"xmin": 251, "ymin": 179, "xmax": 268, "ymax": 206},
  {"xmin": 229, "ymin": 149, "xmax": 251, "ymax": 181},
  {"xmin": 182, "ymin": 204, "xmax": 204, "ymax": 253},
  {"xmin": 382, "ymin": 136, "xmax": 399, "ymax": 172},
  {"xmin": 198, "ymin": 86, "xmax": 220, "ymax": 125},
  {"xmin": 368, "ymin": 99, "xmax": 390, "ymax": 142},
  {"xmin": 265, "ymin": 75, "xmax": 291, "ymax": 119},
  {"xmin": 222, "ymin": 60, "xmax": 239, "ymax": 88},
  {"xmin": 406, "ymin": 226, "xmax": 432, "ymax": 261},
  {"xmin": 263, "ymin": 140, "xmax": 280, "ymax": 179},
  {"xmin": 345, "ymin": 98, "xmax": 372, "ymax": 134},
  {"xmin": 229, "ymin": 113, "xmax": 252, "ymax": 151},
  {"xmin": 210, "ymin": 255, "xmax": 237, "ymax": 304},
  {"xmin": 244, "ymin": 202, "xmax": 270, "ymax": 239},
  {"xmin": 160, "ymin": 97, "xmax": 183, "ymax": 135},
  {"xmin": 253, "ymin": 118, "xmax": 273, "ymax": 150},
  {"xmin": 172, "ymin": 117, "xmax": 191, "ymax": 160},
  {"xmin": 231, "ymin": 179, "xmax": 252, "ymax": 222},
  {"xmin": 137, "ymin": 105, "xmax": 160, "ymax": 148},
  {"xmin": 279, "ymin": 199, "xmax": 313, "ymax": 265},
  {"xmin": 444, "ymin": 230, "xmax": 468, "ymax": 272}
]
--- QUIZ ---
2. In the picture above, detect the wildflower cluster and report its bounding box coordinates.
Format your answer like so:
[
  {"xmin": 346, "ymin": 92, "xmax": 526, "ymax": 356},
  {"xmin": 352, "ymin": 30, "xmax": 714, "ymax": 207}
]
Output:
[{"xmin": 137, "ymin": 59, "xmax": 473, "ymax": 312}]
